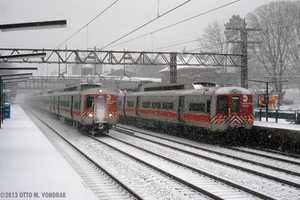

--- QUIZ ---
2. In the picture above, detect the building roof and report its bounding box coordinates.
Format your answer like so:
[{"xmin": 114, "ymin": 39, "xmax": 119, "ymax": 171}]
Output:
[{"xmin": 159, "ymin": 65, "xmax": 217, "ymax": 72}]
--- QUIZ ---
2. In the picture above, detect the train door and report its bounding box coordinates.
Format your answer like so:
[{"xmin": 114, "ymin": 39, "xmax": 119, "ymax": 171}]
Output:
[
  {"xmin": 95, "ymin": 95, "xmax": 105, "ymax": 121},
  {"xmin": 57, "ymin": 96, "xmax": 60, "ymax": 115},
  {"xmin": 71, "ymin": 96, "xmax": 74, "ymax": 120},
  {"xmin": 178, "ymin": 96, "xmax": 185, "ymax": 121},
  {"xmin": 123, "ymin": 95, "xmax": 126, "ymax": 117},
  {"xmin": 136, "ymin": 96, "xmax": 140, "ymax": 116},
  {"xmin": 230, "ymin": 96, "xmax": 240, "ymax": 114},
  {"xmin": 216, "ymin": 95, "xmax": 228, "ymax": 115}
]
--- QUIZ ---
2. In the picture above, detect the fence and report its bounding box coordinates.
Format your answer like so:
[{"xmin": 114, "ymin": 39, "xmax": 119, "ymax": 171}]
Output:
[{"xmin": 254, "ymin": 109, "xmax": 300, "ymax": 124}]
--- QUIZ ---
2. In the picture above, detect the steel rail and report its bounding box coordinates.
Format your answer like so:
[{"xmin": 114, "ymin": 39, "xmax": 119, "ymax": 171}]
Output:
[
  {"xmin": 106, "ymin": 129, "xmax": 276, "ymax": 200},
  {"xmin": 114, "ymin": 126, "xmax": 300, "ymax": 189},
  {"xmin": 89, "ymin": 135, "xmax": 224, "ymax": 200},
  {"xmin": 116, "ymin": 125, "xmax": 300, "ymax": 175},
  {"xmin": 29, "ymin": 112, "xmax": 143, "ymax": 200}
]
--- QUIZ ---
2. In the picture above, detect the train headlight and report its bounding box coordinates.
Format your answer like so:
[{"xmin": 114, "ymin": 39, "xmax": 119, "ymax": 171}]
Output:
[
  {"xmin": 88, "ymin": 113, "xmax": 94, "ymax": 118},
  {"xmin": 243, "ymin": 95, "xmax": 248, "ymax": 103},
  {"xmin": 109, "ymin": 113, "xmax": 113, "ymax": 118}
]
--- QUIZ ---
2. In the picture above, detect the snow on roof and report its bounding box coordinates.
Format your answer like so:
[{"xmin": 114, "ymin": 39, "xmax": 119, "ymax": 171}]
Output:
[
  {"xmin": 215, "ymin": 87, "xmax": 252, "ymax": 95},
  {"xmin": 119, "ymin": 76, "xmax": 161, "ymax": 82},
  {"xmin": 159, "ymin": 65, "xmax": 215, "ymax": 72}
]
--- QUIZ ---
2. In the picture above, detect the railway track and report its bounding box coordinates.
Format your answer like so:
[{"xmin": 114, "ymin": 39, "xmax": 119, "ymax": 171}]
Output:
[
  {"xmin": 27, "ymin": 110, "xmax": 140, "ymax": 200},
  {"xmin": 229, "ymin": 146, "xmax": 300, "ymax": 165},
  {"xmin": 90, "ymin": 136, "xmax": 267, "ymax": 200},
  {"xmin": 30, "ymin": 110, "xmax": 227, "ymax": 200},
  {"xmin": 28, "ymin": 108, "xmax": 300, "ymax": 200},
  {"xmin": 112, "ymin": 124, "xmax": 300, "ymax": 200},
  {"xmin": 115, "ymin": 125, "xmax": 300, "ymax": 175}
]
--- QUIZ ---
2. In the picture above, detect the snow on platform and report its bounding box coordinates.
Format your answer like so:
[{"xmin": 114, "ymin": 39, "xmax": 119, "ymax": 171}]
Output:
[
  {"xmin": 0, "ymin": 105, "xmax": 97, "ymax": 200},
  {"xmin": 254, "ymin": 118, "xmax": 300, "ymax": 132}
]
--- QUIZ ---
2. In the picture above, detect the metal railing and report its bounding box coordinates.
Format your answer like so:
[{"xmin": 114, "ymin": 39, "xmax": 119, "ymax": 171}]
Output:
[{"xmin": 254, "ymin": 109, "xmax": 300, "ymax": 124}]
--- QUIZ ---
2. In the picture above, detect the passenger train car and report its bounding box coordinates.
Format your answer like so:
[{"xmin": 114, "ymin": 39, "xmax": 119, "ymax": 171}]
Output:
[
  {"xmin": 118, "ymin": 83, "xmax": 254, "ymax": 132},
  {"xmin": 34, "ymin": 83, "xmax": 118, "ymax": 134}
]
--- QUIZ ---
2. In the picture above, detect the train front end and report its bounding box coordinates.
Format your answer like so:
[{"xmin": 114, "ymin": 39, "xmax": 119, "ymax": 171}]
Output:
[
  {"xmin": 81, "ymin": 89, "xmax": 118, "ymax": 134},
  {"xmin": 210, "ymin": 87, "xmax": 254, "ymax": 132}
]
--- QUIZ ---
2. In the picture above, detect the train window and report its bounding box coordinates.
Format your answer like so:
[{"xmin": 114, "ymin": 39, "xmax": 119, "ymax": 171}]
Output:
[
  {"xmin": 217, "ymin": 96, "xmax": 228, "ymax": 113},
  {"xmin": 142, "ymin": 102, "xmax": 151, "ymax": 108},
  {"xmin": 207, "ymin": 100, "xmax": 211, "ymax": 113},
  {"xmin": 118, "ymin": 100, "xmax": 122, "ymax": 107},
  {"xmin": 86, "ymin": 96, "xmax": 94, "ymax": 108},
  {"xmin": 74, "ymin": 101, "xmax": 79, "ymax": 109},
  {"xmin": 152, "ymin": 102, "xmax": 161, "ymax": 109},
  {"xmin": 66, "ymin": 97, "xmax": 70, "ymax": 107},
  {"xmin": 162, "ymin": 102, "xmax": 173, "ymax": 110},
  {"xmin": 189, "ymin": 103, "xmax": 205, "ymax": 112},
  {"xmin": 231, "ymin": 96, "xmax": 240, "ymax": 112},
  {"xmin": 127, "ymin": 101, "xmax": 134, "ymax": 107}
]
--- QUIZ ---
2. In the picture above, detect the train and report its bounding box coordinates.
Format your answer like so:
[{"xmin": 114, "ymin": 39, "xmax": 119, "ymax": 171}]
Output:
[
  {"xmin": 32, "ymin": 83, "xmax": 118, "ymax": 135},
  {"xmin": 118, "ymin": 83, "xmax": 254, "ymax": 133},
  {"xmin": 32, "ymin": 82, "xmax": 254, "ymax": 137}
]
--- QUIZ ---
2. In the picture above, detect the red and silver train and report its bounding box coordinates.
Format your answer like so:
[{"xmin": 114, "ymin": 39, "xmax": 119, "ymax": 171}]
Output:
[
  {"xmin": 33, "ymin": 82, "xmax": 254, "ymax": 135},
  {"xmin": 33, "ymin": 83, "xmax": 118, "ymax": 134},
  {"xmin": 118, "ymin": 83, "xmax": 254, "ymax": 132}
]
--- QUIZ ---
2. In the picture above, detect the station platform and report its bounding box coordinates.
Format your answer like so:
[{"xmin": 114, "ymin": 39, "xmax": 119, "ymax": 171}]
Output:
[
  {"xmin": 254, "ymin": 119, "xmax": 300, "ymax": 132},
  {"xmin": 0, "ymin": 105, "xmax": 97, "ymax": 200}
]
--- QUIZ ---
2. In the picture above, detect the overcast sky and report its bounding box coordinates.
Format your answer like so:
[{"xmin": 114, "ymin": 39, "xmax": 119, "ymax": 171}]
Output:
[{"xmin": 0, "ymin": 0, "xmax": 277, "ymax": 52}]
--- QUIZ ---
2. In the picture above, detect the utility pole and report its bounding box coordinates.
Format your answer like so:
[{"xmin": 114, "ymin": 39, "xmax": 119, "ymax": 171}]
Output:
[
  {"xmin": 0, "ymin": 77, "xmax": 3, "ymax": 127},
  {"xmin": 169, "ymin": 53, "xmax": 177, "ymax": 83},
  {"xmin": 226, "ymin": 18, "xmax": 261, "ymax": 88}
]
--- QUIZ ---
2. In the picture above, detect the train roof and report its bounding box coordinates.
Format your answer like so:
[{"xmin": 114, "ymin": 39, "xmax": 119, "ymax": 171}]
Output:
[
  {"xmin": 126, "ymin": 86, "xmax": 252, "ymax": 97},
  {"xmin": 37, "ymin": 87, "xmax": 118, "ymax": 97}
]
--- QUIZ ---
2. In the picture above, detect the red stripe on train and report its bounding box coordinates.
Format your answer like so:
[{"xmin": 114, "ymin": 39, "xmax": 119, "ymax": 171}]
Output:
[{"xmin": 182, "ymin": 113, "xmax": 210, "ymax": 123}]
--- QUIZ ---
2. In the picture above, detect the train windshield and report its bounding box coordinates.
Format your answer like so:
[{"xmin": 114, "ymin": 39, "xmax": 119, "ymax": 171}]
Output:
[
  {"xmin": 86, "ymin": 96, "xmax": 94, "ymax": 109},
  {"xmin": 217, "ymin": 95, "xmax": 228, "ymax": 113},
  {"xmin": 95, "ymin": 96, "xmax": 105, "ymax": 121},
  {"xmin": 231, "ymin": 96, "xmax": 240, "ymax": 113}
]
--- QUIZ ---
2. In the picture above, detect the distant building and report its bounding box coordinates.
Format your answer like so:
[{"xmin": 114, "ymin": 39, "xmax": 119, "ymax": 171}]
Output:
[
  {"xmin": 159, "ymin": 65, "xmax": 239, "ymax": 86},
  {"xmin": 71, "ymin": 56, "xmax": 103, "ymax": 76},
  {"xmin": 108, "ymin": 65, "xmax": 164, "ymax": 78}
]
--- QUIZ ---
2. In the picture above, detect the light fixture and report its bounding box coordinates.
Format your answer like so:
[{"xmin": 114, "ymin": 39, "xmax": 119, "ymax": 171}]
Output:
[
  {"xmin": 0, "ymin": 20, "xmax": 67, "ymax": 32},
  {"xmin": 0, "ymin": 53, "xmax": 46, "ymax": 60},
  {"xmin": 0, "ymin": 67, "xmax": 38, "ymax": 70}
]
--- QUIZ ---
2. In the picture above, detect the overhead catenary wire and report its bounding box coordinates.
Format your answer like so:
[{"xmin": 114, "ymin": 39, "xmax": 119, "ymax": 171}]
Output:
[
  {"xmin": 153, "ymin": 38, "xmax": 199, "ymax": 51},
  {"xmin": 55, "ymin": 0, "xmax": 121, "ymax": 49},
  {"xmin": 99, "ymin": 0, "xmax": 193, "ymax": 50},
  {"xmin": 109, "ymin": 0, "xmax": 242, "ymax": 49}
]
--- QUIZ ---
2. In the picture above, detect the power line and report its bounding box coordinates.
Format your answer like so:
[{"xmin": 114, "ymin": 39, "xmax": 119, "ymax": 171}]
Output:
[
  {"xmin": 153, "ymin": 38, "xmax": 199, "ymax": 50},
  {"xmin": 56, "ymin": 0, "xmax": 121, "ymax": 48},
  {"xmin": 109, "ymin": 0, "xmax": 241, "ymax": 49},
  {"xmin": 100, "ymin": 0, "xmax": 193, "ymax": 50},
  {"xmin": 154, "ymin": 37, "xmax": 229, "ymax": 51}
]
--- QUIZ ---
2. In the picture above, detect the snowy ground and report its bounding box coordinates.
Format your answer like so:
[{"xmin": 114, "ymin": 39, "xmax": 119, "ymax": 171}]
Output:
[
  {"xmin": 254, "ymin": 117, "xmax": 300, "ymax": 131},
  {"xmin": 0, "ymin": 105, "xmax": 97, "ymax": 200}
]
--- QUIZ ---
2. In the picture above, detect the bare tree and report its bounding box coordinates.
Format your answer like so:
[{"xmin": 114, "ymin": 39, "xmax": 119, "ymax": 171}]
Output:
[
  {"xmin": 198, "ymin": 21, "xmax": 228, "ymax": 54},
  {"xmin": 247, "ymin": 1, "xmax": 300, "ymax": 104},
  {"xmin": 285, "ymin": 3, "xmax": 300, "ymax": 76},
  {"xmin": 197, "ymin": 20, "xmax": 241, "ymax": 85}
]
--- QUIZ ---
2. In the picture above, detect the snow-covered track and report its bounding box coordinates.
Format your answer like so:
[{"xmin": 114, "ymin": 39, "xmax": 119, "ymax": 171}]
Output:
[
  {"xmin": 228, "ymin": 146, "xmax": 300, "ymax": 165},
  {"xmin": 115, "ymin": 125, "xmax": 300, "ymax": 176},
  {"xmin": 91, "ymin": 135, "xmax": 264, "ymax": 200},
  {"xmin": 29, "ymin": 111, "xmax": 144, "ymax": 200},
  {"xmin": 113, "ymin": 125, "xmax": 300, "ymax": 200},
  {"xmin": 30, "ymin": 111, "xmax": 217, "ymax": 200},
  {"xmin": 27, "ymin": 110, "xmax": 136, "ymax": 200}
]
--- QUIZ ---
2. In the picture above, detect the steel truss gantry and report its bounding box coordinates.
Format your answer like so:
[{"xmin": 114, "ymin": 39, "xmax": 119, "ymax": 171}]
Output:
[{"xmin": 0, "ymin": 48, "xmax": 242, "ymax": 83}]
